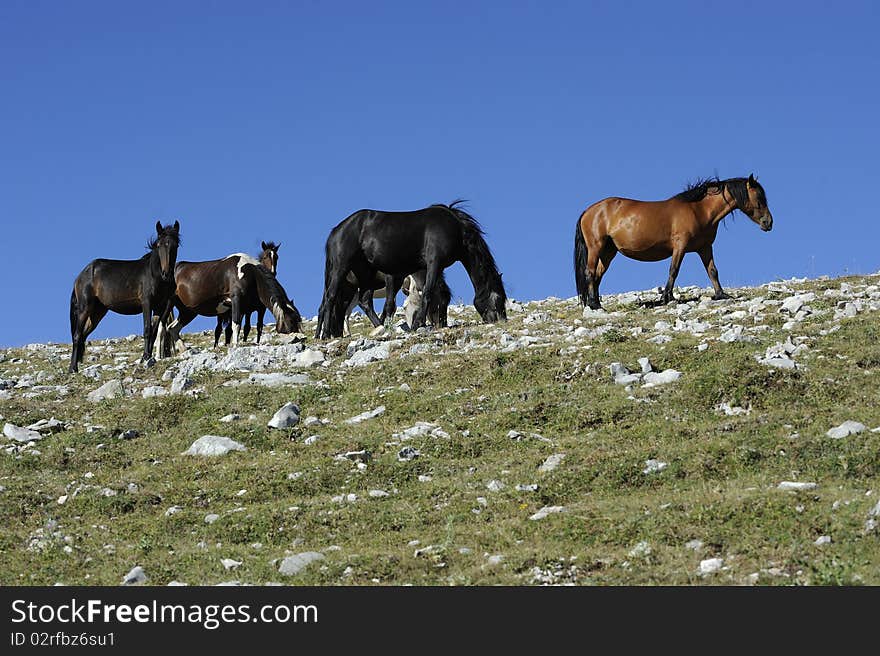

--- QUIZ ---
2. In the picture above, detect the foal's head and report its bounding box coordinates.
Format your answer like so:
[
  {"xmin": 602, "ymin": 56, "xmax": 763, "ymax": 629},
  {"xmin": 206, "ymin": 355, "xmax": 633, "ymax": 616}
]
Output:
[
  {"xmin": 150, "ymin": 220, "xmax": 181, "ymax": 280},
  {"xmin": 260, "ymin": 241, "xmax": 280, "ymax": 274},
  {"xmin": 738, "ymin": 175, "xmax": 773, "ymax": 232},
  {"xmin": 273, "ymin": 298, "xmax": 302, "ymax": 334}
]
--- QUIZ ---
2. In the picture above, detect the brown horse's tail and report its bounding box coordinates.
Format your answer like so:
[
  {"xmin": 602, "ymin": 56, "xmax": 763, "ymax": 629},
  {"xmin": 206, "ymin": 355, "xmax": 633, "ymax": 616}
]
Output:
[{"xmin": 574, "ymin": 213, "xmax": 589, "ymax": 307}]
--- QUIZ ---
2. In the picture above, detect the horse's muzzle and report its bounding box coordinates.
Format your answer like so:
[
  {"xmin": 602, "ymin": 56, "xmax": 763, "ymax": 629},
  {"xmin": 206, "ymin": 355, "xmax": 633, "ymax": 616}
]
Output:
[{"xmin": 759, "ymin": 214, "xmax": 773, "ymax": 232}]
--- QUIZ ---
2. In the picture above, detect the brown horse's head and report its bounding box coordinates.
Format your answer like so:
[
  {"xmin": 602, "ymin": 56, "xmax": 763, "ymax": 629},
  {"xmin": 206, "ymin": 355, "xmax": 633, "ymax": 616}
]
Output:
[
  {"xmin": 260, "ymin": 241, "xmax": 280, "ymax": 274},
  {"xmin": 152, "ymin": 220, "xmax": 181, "ymax": 281},
  {"xmin": 272, "ymin": 298, "xmax": 302, "ymax": 334},
  {"xmin": 743, "ymin": 174, "xmax": 773, "ymax": 232}
]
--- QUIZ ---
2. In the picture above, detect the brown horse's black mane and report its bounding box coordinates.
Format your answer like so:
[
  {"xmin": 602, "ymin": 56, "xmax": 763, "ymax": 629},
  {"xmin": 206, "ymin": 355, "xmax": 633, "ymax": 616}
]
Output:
[{"xmin": 674, "ymin": 177, "xmax": 766, "ymax": 212}]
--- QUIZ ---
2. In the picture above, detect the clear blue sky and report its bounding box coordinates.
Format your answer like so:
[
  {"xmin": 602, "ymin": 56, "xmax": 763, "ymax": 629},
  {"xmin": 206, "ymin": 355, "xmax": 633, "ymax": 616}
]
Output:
[{"xmin": 2, "ymin": 1, "xmax": 878, "ymax": 347}]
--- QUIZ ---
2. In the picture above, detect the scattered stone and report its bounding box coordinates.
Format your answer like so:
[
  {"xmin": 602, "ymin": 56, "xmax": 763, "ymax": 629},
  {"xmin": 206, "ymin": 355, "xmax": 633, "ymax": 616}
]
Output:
[
  {"xmin": 395, "ymin": 422, "xmax": 449, "ymax": 440},
  {"xmin": 164, "ymin": 506, "xmax": 182, "ymax": 517},
  {"xmin": 141, "ymin": 386, "xmax": 167, "ymax": 398},
  {"xmin": 183, "ymin": 435, "xmax": 246, "ymax": 457},
  {"xmin": 26, "ymin": 418, "xmax": 66, "ymax": 434},
  {"xmin": 345, "ymin": 342, "xmax": 393, "ymax": 367},
  {"xmin": 239, "ymin": 373, "xmax": 310, "ymax": 388},
  {"xmin": 336, "ymin": 450, "xmax": 371, "ymax": 463},
  {"xmin": 118, "ymin": 429, "xmax": 139, "ymax": 440},
  {"xmin": 87, "ymin": 379, "xmax": 126, "ymax": 402},
  {"xmin": 642, "ymin": 369, "xmax": 681, "ymax": 386},
  {"xmin": 628, "ymin": 541, "xmax": 651, "ymax": 558},
  {"xmin": 777, "ymin": 481, "xmax": 818, "ymax": 491},
  {"xmin": 344, "ymin": 406, "xmax": 386, "ymax": 424},
  {"xmin": 814, "ymin": 536, "xmax": 831, "ymax": 546},
  {"xmin": 368, "ymin": 490, "xmax": 389, "ymax": 498},
  {"xmin": 303, "ymin": 435, "xmax": 319, "ymax": 445},
  {"xmin": 716, "ymin": 402, "xmax": 749, "ymax": 416},
  {"xmin": 538, "ymin": 453, "xmax": 566, "ymax": 473},
  {"xmin": 698, "ymin": 558, "xmax": 724, "ymax": 575},
  {"xmin": 278, "ymin": 551, "xmax": 325, "ymax": 576},
  {"xmin": 221, "ymin": 558, "xmax": 242, "ymax": 570},
  {"xmin": 170, "ymin": 374, "xmax": 193, "ymax": 394},
  {"xmin": 219, "ymin": 413, "xmax": 240, "ymax": 423},
  {"xmin": 268, "ymin": 402, "xmax": 301, "ymax": 429},
  {"xmin": 826, "ymin": 420, "xmax": 866, "ymax": 439},
  {"xmin": 121, "ymin": 566, "xmax": 147, "ymax": 585},
  {"xmin": 397, "ymin": 446, "xmax": 420, "ymax": 462},
  {"xmin": 3, "ymin": 423, "xmax": 44, "ymax": 443},
  {"xmin": 529, "ymin": 505, "xmax": 565, "ymax": 520},
  {"xmin": 685, "ymin": 539, "xmax": 703, "ymax": 551},
  {"xmin": 642, "ymin": 459, "xmax": 668, "ymax": 474},
  {"xmin": 486, "ymin": 480, "xmax": 505, "ymax": 492},
  {"xmin": 516, "ymin": 484, "xmax": 538, "ymax": 492}
]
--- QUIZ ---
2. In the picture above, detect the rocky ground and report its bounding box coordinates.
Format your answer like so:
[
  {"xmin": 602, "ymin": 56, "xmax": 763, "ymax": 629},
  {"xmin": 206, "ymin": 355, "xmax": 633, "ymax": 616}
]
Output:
[{"xmin": 1, "ymin": 273, "xmax": 879, "ymax": 585}]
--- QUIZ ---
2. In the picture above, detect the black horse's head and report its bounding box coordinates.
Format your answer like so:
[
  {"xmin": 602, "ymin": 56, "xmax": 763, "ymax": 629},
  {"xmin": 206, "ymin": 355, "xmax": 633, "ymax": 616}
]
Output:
[
  {"xmin": 474, "ymin": 273, "xmax": 507, "ymax": 324},
  {"xmin": 260, "ymin": 241, "xmax": 280, "ymax": 274},
  {"xmin": 151, "ymin": 220, "xmax": 181, "ymax": 281},
  {"xmin": 740, "ymin": 174, "xmax": 773, "ymax": 232}
]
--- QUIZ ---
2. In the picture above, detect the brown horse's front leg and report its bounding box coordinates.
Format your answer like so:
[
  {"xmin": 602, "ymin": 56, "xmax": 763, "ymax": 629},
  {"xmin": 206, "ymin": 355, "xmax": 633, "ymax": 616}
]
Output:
[
  {"xmin": 698, "ymin": 245, "xmax": 730, "ymax": 300},
  {"xmin": 661, "ymin": 249, "xmax": 686, "ymax": 304}
]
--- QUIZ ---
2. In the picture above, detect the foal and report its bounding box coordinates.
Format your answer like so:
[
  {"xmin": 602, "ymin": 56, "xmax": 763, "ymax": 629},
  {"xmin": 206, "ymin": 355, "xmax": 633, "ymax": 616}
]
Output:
[{"xmin": 214, "ymin": 241, "xmax": 281, "ymax": 346}]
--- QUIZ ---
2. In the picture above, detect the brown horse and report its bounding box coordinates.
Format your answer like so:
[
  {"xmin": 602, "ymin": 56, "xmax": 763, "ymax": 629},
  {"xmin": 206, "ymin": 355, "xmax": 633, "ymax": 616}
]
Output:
[
  {"xmin": 214, "ymin": 241, "xmax": 280, "ymax": 346},
  {"xmin": 574, "ymin": 175, "xmax": 773, "ymax": 309},
  {"xmin": 161, "ymin": 253, "xmax": 301, "ymax": 354}
]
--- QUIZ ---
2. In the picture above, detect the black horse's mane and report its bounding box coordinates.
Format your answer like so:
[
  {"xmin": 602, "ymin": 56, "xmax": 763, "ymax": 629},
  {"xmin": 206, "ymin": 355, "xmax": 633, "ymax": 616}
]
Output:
[
  {"xmin": 146, "ymin": 224, "xmax": 181, "ymax": 251},
  {"xmin": 674, "ymin": 177, "xmax": 765, "ymax": 212},
  {"xmin": 432, "ymin": 199, "xmax": 503, "ymax": 283}
]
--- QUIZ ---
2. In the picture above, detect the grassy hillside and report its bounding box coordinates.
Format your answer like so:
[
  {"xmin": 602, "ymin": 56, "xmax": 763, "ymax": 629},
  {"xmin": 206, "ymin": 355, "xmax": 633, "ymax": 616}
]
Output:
[{"xmin": 1, "ymin": 273, "xmax": 879, "ymax": 585}]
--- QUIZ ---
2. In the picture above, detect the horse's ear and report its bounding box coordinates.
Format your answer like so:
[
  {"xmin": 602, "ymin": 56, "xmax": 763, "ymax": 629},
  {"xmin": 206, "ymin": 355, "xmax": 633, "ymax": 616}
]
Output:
[
  {"xmin": 275, "ymin": 242, "xmax": 281, "ymax": 251},
  {"xmin": 748, "ymin": 174, "xmax": 757, "ymax": 187},
  {"xmin": 261, "ymin": 241, "xmax": 268, "ymax": 250},
  {"xmin": 173, "ymin": 220, "xmax": 180, "ymax": 233},
  {"xmin": 156, "ymin": 221, "xmax": 163, "ymax": 234}
]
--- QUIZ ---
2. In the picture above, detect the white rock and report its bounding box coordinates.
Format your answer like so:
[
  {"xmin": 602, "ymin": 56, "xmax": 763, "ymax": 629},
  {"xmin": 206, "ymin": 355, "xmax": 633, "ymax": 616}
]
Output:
[
  {"xmin": 368, "ymin": 489, "xmax": 389, "ymax": 498},
  {"xmin": 628, "ymin": 541, "xmax": 651, "ymax": 558},
  {"xmin": 637, "ymin": 357, "xmax": 653, "ymax": 374},
  {"xmin": 642, "ymin": 369, "xmax": 681, "ymax": 386},
  {"xmin": 268, "ymin": 402, "xmax": 301, "ymax": 429},
  {"xmin": 538, "ymin": 453, "xmax": 566, "ymax": 473},
  {"xmin": 278, "ymin": 551, "xmax": 325, "ymax": 576},
  {"xmin": 826, "ymin": 420, "xmax": 866, "ymax": 439},
  {"xmin": 486, "ymin": 480, "xmax": 505, "ymax": 492},
  {"xmin": 344, "ymin": 405, "xmax": 386, "ymax": 424},
  {"xmin": 170, "ymin": 374, "xmax": 193, "ymax": 394},
  {"xmin": 87, "ymin": 379, "xmax": 126, "ymax": 402},
  {"xmin": 3, "ymin": 423, "xmax": 44, "ymax": 443},
  {"xmin": 698, "ymin": 558, "xmax": 724, "ymax": 575},
  {"xmin": 141, "ymin": 386, "xmax": 167, "ymax": 398},
  {"xmin": 814, "ymin": 536, "xmax": 831, "ymax": 546},
  {"xmin": 529, "ymin": 505, "xmax": 565, "ymax": 520},
  {"xmin": 642, "ymin": 459, "xmax": 668, "ymax": 474},
  {"xmin": 205, "ymin": 514, "xmax": 220, "ymax": 524},
  {"xmin": 219, "ymin": 413, "xmax": 240, "ymax": 423},
  {"xmin": 121, "ymin": 566, "xmax": 147, "ymax": 585},
  {"xmin": 685, "ymin": 539, "xmax": 703, "ymax": 551},
  {"xmin": 221, "ymin": 558, "xmax": 242, "ymax": 570},
  {"xmin": 164, "ymin": 506, "xmax": 182, "ymax": 517},
  {"xmin": 241, "ymin": 373, "xmax": 310, "ymax": 388},
  {"xmin": 716, "ymin": 402, "xmax": 749, "ymax": 416},
  {"xmin": 345, "ymin": 342, "xmax": 392, "ymax": 367},
  {"xmin": 777, "ymin": 481, "xmax": 818, "ymax": 491},
  {"xmin": 183, "ymin": 435, "xmax": 246, "ymax": 457}
]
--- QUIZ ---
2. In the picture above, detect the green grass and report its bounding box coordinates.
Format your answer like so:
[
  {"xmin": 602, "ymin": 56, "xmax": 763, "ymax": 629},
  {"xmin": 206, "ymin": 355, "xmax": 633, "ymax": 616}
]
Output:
[{"xmin": 1, "ymin": 273, "xmax": 879, "ymax": 585}]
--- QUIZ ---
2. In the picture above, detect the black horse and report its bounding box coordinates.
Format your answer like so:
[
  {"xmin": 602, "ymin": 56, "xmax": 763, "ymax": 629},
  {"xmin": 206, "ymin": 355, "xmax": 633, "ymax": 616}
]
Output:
[
  {"xmin": 316, "ymin": 201, "xmax": 506, "ymax": 338},
  {"xmin": 214, "ymin": 241, "xmax": 281, "ymax": 346},
  {"xmin": 161, "ymin": 252, "xmax": 302, "ymax": 355},
  {"xmin": 340, "ymin": 269, "xmax": 452, "ymax": 335},
  {"xmin": 69, "ymin": 221, "xmax": 180, "ymax": 373}
]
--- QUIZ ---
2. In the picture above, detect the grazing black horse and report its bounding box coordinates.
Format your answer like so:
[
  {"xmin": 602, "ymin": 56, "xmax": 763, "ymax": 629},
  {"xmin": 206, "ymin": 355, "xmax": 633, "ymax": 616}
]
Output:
[
  {"xmin": 162, "ymin": 252, "xmax": 302, "ymax": 354},
  {"xmin": 214, "ymin": 241, "xmax": 281, "ymax": 346},
  {"xmin": 340, "ymin": 269, "xmax": 452, "ymax": 335},
  {"xmin": 316, "ymin": 201, "xmax": 506, "ymax": 338},
  {"xmin": 69, "ymin": 221, "xmax": 180, "ymax": 373}
]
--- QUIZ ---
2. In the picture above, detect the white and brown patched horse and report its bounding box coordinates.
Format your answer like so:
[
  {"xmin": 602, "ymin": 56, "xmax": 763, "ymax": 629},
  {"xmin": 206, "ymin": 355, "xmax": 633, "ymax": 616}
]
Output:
[
  {"xmin": 340, "ymin": 269, "xmax": 451, "ymax": 335},
  {"xmin": 160, "ymin": 251, "xmax": 301, "ymax": 354},
  {"xmin": 214, "ymin": 241, "xmax": 281, "ymax": 346}
]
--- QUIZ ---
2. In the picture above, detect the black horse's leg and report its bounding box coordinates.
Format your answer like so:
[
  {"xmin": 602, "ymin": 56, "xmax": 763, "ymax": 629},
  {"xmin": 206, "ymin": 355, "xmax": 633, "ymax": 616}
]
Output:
[
  {"xmin": 661, "ymin": 248, "xmax": 686, "ymax": 304},
  {"xmin": 141, "ymin": 300, "xmax": 155, "ymax": 363},
  {"xmin": 349, "ymin": 264, "xmax": 383, "ymax": 328},
  {"xmin": 698, "ymin": 245, "xmax": 730, "ymax": 300},
  {"xmin": 70, "ymin": 295, "xmax": 106, "ymax": 372},
  {"xmin": 255, "ymin": 307, "xmax": 266, "ymax": 344},
  {"xmin": 412, "ymin": 264, "xmax": 439, "ymax": 330}
]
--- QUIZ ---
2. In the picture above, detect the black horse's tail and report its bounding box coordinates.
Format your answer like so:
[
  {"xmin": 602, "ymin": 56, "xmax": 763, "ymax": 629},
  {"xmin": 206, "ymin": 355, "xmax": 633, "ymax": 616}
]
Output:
[
  {"xmin": 574, "ymin": 212, "xmax": 589, "ymax": 307},
  {"xmin": 69, "ymin": 288, "xmax": 78, "ymax": 338},
  {"xmin": 441, "ymin": 200, "xmax": 506, "ymax": 299}
]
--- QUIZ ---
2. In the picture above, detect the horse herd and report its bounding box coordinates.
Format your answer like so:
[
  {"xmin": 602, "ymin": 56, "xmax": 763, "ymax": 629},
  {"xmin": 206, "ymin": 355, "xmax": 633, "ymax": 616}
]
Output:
[{"xmin": 68, "ymin": 175, "xmax": 774, "ymax": 373}]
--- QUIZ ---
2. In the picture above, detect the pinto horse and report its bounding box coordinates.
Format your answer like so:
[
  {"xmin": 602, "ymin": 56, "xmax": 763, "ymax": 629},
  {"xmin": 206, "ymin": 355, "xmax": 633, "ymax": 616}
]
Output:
[
  {"xmin": 214, "ymin": 241, "xmax": 281, "ymax": 346},
  {"xmin": 316, "ymin": 201, "xmax": 505, "ymax": 338},
  {"xmin": 574, "ymin": 175, "xmax": 773, "ymax": 309},
  {"xmin": 340, "ymin": 269, "xmax": 451, "ymax": 335},
  {"xmin": 162, "ymin": 253, "xmax": 301, "ymax": 354},
  {"xmin": 69, "ymin": 221, "xmax": 180, "ymax": 373}
]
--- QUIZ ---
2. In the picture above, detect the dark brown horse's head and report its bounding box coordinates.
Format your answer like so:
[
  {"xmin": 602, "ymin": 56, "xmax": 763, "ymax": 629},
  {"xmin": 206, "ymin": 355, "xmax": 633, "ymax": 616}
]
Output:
[
  {"xmin": 152, "ymin": 220, "xmax": 181, "ymax": 281},
  {"xmin": 272, "ymin": 298, "xmax": 302, "ymax": 334},
  {"xmin": 260, "ymin": 241, "xmax": 280, "ymax": 274},
  {"xmin": 743, "ymin": 174, "xmax": 773, "ymax": 232}
]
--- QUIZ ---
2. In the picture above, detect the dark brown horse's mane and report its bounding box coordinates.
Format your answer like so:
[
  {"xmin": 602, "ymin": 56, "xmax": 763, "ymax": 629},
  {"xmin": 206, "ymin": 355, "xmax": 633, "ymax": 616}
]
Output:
[
  {"xmin": 674, "ymin": 177, "xmax": 766, "ymax": 213},
  {"xmin": 261, "ymin": 241, "xmax": 279, "ymax": 251}
]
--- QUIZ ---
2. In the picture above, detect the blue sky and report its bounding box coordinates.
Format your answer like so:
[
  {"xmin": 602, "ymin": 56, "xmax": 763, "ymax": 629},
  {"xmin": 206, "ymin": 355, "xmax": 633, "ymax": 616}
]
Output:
[{"xmin": 1, "ymin": 1, "xmax": 878, "ymax": 347}]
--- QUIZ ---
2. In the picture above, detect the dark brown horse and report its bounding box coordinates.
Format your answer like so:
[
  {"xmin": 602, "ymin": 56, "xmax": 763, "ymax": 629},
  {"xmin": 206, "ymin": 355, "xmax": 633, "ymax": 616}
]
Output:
[
  {"xmin": 214, "ymin": 241, "xmax": 280, "ymax": 346},
  {"xmin": 162, "ymin": 253, "xmax": 301, "ymax": 354},
  {"xmin": 574, "ymin": 175, "xmax": 773, "ymax": 309},
  {"xmin": 69, "ymin": 221, "xmax": 180, "ymax": 373}
]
